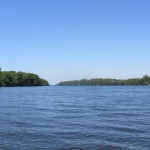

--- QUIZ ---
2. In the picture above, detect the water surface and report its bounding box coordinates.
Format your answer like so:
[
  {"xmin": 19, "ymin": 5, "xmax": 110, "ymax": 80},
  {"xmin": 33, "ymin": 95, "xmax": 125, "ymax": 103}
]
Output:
[{"xmin": 0, "ymin": 86, "xmax": 150, "ymax": 150}]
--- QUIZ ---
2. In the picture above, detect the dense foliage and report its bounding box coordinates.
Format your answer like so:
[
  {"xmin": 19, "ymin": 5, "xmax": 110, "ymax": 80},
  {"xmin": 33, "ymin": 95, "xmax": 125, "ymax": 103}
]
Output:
[
  {"xmin": 57, "ymin": 75, "xmax": 150, "ymax": 86},
  {"xmin": 0, "ymin": 71, "xmax": 49, "ymax": 86}
]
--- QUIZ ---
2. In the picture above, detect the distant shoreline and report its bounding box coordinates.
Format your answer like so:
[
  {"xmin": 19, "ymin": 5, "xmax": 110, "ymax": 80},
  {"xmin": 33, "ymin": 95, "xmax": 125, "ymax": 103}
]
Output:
[
  {"xmin": 56, "ymin": 75, "xmax": 150, "ymax": 86},
  {"xmin": 0, "ymin": 71, "xmax": 49, "ymax": 87}
]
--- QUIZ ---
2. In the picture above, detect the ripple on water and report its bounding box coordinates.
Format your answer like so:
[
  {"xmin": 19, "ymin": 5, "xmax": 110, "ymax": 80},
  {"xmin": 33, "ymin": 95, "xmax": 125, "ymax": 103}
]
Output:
[{"xmin": 0, "ymin": 86, "xmax": 150, "ymax": 150}]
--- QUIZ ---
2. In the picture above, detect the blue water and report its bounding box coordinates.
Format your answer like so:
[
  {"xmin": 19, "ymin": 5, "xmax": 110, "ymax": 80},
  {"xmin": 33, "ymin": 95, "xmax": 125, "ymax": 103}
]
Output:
[{"xmin": 0, "ymin": 86, "xmax": 150, "ymax": 150}]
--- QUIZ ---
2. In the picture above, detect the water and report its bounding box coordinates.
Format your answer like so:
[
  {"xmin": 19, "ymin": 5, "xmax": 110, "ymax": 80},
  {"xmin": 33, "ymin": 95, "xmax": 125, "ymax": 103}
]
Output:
[{"xmin": 0, "ymin": 86, "xmax": 150, "ymax": 150}]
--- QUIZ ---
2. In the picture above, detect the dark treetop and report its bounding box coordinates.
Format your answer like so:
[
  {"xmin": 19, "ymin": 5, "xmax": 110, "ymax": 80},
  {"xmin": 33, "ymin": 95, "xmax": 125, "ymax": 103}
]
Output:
[
  {"xmin": 0, "ymin": 71, "xmax": 49, "ymax": 87},
  {"xmin": 57, "ymin": 75, "xmax": 150, "ymax": 86}
]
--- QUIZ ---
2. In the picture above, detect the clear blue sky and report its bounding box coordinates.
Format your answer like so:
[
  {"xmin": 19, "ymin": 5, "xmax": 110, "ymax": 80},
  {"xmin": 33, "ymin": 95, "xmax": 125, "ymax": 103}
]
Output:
[{"xmin": 0, "ymin": 0, "xmax": 150, "ymax": 84}]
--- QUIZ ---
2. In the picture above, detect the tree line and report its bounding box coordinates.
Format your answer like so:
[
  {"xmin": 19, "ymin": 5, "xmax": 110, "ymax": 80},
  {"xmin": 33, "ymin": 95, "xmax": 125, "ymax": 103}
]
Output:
[
  {"xmin": 57, "ymin": 75, "xmax": 150, "ymax": 86},
  {"xmin": 0, "ymin": 71, "xmax": 49, "ymax": 87}
]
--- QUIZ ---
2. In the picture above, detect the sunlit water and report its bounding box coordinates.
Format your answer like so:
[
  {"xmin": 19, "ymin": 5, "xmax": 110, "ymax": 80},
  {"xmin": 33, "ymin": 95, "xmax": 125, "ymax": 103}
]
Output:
[{"xmin": 0, "ymin": 86, "xmax": 150, "ymax": 150}]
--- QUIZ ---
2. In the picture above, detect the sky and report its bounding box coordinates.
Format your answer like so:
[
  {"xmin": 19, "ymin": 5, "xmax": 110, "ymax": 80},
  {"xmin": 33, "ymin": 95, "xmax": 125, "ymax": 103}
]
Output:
[{"xmin": 0, "ymin": 0, "xmax": 150, "ymax": 84}]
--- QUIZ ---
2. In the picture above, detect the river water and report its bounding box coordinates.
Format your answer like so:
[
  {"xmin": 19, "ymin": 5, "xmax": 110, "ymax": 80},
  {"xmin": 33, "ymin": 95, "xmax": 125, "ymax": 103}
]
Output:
[{"xmin": 0, "ymin": 86, "xmax": 150, "ymax": 150}]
